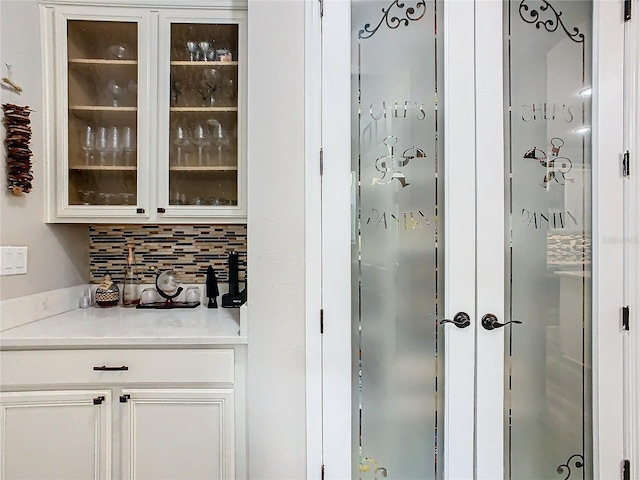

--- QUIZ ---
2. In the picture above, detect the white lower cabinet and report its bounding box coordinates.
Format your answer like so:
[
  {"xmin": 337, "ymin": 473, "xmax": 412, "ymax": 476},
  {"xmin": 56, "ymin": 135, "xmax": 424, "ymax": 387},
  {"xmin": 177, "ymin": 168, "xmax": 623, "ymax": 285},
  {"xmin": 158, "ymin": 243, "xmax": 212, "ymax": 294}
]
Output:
[
  {"xmin": 0, "ymin": 390, "xmax": 112, "ymax": 480},
  {"xmin": 0, "ymin": 348, "xmax": 243, "ymax": 480},
  {"xmin": 120, "ymin": 388, "xmax": 234, "ymax": 480}
]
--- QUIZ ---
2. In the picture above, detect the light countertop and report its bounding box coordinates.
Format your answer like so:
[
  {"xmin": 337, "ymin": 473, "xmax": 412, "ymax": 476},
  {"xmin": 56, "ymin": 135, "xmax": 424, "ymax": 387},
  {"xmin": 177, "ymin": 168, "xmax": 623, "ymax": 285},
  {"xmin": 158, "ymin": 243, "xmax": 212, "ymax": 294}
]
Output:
[{"xmin": 0, "ymin": 305, "xmax": 246, "ymax": 349}]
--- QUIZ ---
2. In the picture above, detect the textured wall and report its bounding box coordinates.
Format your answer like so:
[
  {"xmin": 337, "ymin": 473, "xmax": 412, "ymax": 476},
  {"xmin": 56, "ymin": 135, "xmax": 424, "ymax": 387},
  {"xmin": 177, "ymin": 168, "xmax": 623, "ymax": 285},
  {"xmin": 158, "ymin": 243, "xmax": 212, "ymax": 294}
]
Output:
[
  {"xmin": 247, "ymin": 0, "xmax": 307, "ymax": 478},
  {"xmin": 89, "ymin": 224, "xmax": 246, "ymax": 284}
]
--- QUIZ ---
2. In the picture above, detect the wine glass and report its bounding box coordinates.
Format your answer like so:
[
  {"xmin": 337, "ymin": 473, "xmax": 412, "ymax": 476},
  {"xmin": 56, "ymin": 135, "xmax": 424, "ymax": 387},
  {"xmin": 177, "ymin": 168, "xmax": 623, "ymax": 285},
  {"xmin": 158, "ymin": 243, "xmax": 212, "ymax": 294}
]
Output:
[
  {"xmin": 192, "ymin": 123, "xmax": 211, "ymax": 166},
  {"xmin": 202, "ymin": 68, "xmax": 220, "ymax": 105},
  {"xmin": 172, "ymin": 124, "xmax": 190, "ymax": 166},
  {"xmin": 95, "ymin": 126, "xmax": 109, "ymax": 166},
  {"xmin": 107, "ymin": 44, "xmax": 129, "ymax": 60},
  {"xmin": 208, "ymin": 119, "xmax": 229, "ymax": 165},
  {"xmin": 108, "ymin": 126, "xmax": 122, "ymax": 166},
  {"xmin": 106, "ymin": 79, "xmax": 124, "ymax": 107},
  {"xmin": 81, "ymin": 125, "xmax": 95, "ymax": 165},
  {"xmin": 199, "ymin": 42, "xmax": 213, "ymax": 62},
  {"xmin": 122, "ymin": 127, "xmax": 136, "ymax": 166},
  {"xmin": 186, "ymin": 41, "xmax": 199, "ymax": 61}
]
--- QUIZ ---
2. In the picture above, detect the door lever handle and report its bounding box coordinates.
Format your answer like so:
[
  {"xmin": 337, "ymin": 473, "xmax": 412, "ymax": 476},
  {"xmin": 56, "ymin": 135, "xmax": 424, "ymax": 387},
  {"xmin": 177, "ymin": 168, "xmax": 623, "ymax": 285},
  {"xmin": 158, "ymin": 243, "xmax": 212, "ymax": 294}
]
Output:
[
  {"xmin": 481, "ymin": 313, "xmax": 522, "ymax": 330},
  {"xmin": 440, "ymin": 312, "xmax": 471, "ymax": 328}
]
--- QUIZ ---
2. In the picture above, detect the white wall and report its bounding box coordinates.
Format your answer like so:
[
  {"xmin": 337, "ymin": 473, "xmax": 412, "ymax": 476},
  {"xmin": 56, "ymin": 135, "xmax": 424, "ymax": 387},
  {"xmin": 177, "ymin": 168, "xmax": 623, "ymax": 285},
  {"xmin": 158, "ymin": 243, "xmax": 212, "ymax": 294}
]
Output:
[
  {"xmin": 0, "ymin": 0, "xmax": 88, "ymax": 303},
  {"xmin": 246, "ymin": 0, "xmax": 307, "ymax": 478}
]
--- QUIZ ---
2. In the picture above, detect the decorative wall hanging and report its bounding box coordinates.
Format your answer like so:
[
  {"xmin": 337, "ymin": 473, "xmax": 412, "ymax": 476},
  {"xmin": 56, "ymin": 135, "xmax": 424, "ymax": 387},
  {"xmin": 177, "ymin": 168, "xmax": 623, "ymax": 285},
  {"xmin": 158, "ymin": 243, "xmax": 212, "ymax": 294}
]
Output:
[{"xmin": 2, "ymin": 103, "xmax": 33, "ymax": 196}]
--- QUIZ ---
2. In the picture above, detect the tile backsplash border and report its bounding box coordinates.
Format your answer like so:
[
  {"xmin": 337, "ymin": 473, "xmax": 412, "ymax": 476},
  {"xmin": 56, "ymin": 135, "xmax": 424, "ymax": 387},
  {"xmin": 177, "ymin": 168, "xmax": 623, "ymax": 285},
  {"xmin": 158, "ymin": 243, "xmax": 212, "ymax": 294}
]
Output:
[{"xmin": 89, "ymin": 224, "xmax": 247, "ymax": 284}]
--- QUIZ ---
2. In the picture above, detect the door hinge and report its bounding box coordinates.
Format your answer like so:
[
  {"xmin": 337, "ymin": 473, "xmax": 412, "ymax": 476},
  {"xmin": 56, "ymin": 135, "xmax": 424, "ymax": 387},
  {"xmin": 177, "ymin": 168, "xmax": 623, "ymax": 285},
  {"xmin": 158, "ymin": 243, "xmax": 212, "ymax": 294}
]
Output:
[
  {"xmin": 623, "ymin": 305, "xmax": 630, "ymax": 331},
  {"xmin": 320, "ymin": 148, "xmax": 324, "ymax": 175},
  {"xmin": 625, "ymin": 0, "xmax": 632, "ymax": 21},
  {"xmin": 93, "ymin": 395, "xmax": 105, "ymax": 405},
  {"xmin": 119, "ymin": 394, "xmax": 131, "ymax": 403},
  {"xmin": 623, "ymin": 459, "xmax": 630, "ymax": 480},
  {"xmin": 319, "ymin": 0, "xmax": 324, "ymax": 17},
  {"xmin": 320, "ymin": 309, "xmax": 324, "ymax": 334},
  {"xmin": 623, "ymin": 151, "xmax": 630, "ymax": 177},
  {"xmin": 321, "ymin": 464, "xmax": 325, "ymax": 480}
]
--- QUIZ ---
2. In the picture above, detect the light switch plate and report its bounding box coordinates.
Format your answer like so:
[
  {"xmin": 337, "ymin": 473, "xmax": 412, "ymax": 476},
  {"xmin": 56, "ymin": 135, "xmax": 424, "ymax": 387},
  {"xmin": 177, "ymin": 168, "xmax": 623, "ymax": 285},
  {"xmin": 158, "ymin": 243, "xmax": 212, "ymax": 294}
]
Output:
[{"xmin": 0, "ymin": 246, "xmax": 28, "ymax": 276}]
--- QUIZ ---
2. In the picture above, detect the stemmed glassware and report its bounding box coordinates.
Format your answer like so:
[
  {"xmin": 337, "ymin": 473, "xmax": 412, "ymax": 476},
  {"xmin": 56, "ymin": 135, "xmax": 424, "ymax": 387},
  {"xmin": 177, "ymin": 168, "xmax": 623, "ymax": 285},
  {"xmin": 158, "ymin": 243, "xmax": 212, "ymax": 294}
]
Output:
[
  {"xmin": 172, "ymin": 123, "xmax": 190, "ymax": 166},
  {"xmin": 81, "ymin": 125, "xmax": 95, "ymax": 165},
  {"xmin": 122, "ymin": 127, "xmax": 136, "ymax": 166},
  {"xmin": 201, "ymin": 68, "xmax": 220, "ymax": 106},
  {"xmin": 208, "ymin": 119, "xmax": 230, "ymax": 165},
  {"xmin": 199, "ymin": 42, "xmax": 213, "ymax": 61},
  {"xmin": 186, "ymin": 41, "xmax": 199, "ymax": 61},
  {"xmin": 95, "ymin": 127, "xmax": 109, "ymax": 166},
  {"xmin": 106, "ymin": 79, "xmax": 124, "ymax": 107},
  {"xmin": 192, "ymin": 123, "xmax": 211, "ymax": 166},
  {"xmin": 108, "ymin": 126, "xmax": 122, "ymax": 166}
]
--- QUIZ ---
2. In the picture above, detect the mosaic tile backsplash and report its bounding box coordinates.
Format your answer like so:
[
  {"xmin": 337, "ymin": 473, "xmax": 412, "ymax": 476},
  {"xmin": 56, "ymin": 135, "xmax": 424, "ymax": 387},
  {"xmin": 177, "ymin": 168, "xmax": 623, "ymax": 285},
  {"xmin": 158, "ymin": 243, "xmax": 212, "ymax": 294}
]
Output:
[{"xmin": 89, "ymin": 225, "xmax": 247, "ymax": 284}]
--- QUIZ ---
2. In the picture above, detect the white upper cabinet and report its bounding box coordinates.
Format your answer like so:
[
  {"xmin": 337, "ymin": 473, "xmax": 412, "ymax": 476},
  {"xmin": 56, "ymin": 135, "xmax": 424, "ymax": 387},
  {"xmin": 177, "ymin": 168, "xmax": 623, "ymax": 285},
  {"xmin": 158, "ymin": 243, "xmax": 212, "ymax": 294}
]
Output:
[{"xmin": 41, "ymin": 1, "xmax": 247, "ymax": 223}]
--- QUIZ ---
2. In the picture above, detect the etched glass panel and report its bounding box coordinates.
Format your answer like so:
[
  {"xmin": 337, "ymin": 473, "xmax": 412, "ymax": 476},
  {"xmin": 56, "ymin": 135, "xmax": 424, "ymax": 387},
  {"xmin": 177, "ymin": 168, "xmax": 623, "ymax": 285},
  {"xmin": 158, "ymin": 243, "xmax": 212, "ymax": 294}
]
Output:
[
  {"xmin": 504, "ymin": 1, "xmax": 592, "ymax": 478},
  {"xmin": 352, "ymin": 1, "xmax": 444, "ymax": 478}
]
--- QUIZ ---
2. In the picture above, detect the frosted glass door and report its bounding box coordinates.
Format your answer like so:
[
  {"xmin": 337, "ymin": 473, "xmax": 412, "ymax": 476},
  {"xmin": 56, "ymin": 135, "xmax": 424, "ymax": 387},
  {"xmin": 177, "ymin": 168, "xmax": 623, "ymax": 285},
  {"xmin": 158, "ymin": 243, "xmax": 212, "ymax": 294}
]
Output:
[
  {"xmin": 351, "ymin": 1, "xmax": 449, "ymax": 478},
  {"xmin": 503, "ymin": 1, "xmax": 593, "ymax": 478}
]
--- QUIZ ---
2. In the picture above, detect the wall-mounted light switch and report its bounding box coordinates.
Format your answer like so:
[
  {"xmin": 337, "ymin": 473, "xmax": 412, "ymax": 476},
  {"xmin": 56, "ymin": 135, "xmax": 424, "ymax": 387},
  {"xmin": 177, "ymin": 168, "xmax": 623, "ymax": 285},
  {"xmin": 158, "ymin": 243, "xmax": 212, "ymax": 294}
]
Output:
[{"xmin": 0, "ymin": 246, "xmax": 28, "ymax": 276}]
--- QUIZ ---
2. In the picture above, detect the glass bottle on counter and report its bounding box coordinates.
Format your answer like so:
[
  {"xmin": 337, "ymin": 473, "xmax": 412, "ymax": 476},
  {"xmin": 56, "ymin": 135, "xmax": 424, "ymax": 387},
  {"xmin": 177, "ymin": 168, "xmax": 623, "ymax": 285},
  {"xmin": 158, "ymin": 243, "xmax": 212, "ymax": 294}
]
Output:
[{"xmin": 122, "ymin": 244, "xmax": 140, "ymax": 307}]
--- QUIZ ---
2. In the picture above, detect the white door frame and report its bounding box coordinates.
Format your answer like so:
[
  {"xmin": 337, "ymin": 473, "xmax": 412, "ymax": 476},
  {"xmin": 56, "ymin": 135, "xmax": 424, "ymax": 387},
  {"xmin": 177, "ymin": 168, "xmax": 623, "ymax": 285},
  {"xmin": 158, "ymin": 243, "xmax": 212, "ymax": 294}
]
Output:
[{"xmin": 306, "ymin": 1, "xmax": 627, "ymax": 478}]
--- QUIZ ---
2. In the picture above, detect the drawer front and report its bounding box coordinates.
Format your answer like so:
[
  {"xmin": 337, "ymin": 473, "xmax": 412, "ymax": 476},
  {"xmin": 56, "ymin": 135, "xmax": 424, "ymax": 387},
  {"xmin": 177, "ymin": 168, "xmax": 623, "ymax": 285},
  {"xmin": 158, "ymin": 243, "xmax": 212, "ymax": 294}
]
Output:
[{"xmin": 0, "ymin": 349, "xmax": 234, "ymax": 387}]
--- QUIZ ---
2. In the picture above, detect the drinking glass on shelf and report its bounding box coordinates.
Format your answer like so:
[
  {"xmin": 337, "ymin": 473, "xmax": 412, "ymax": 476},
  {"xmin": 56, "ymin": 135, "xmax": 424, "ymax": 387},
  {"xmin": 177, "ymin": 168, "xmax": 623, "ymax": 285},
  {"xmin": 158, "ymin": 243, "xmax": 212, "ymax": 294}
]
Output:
[
  {"xmin": 108, "ymin": 126, "xmax": 122, "ymax": 166},
  {"xmin": 81, "ymin": 125, "xmax": 95, "ymax": 165},
  {"xmin": 201, "ymin": 68, "xmax": 220, "ymax": 106},
  {"xmin": 199, "ymin": 42, "xmax": 213, "ymax": 62},
  {"xmin": 107, "ymin": 44, "xmax": 130, "ymax": 60},
  {"xmin": 78, "ymin": 189, "xmax": 95, "ymax": 205},
  {"xmin": 208, "ymin": 119, "xmax": 229, "ymax": 165},
  {"xmin": 106, "ymin": 79, "xmax": 124, "ymax": 107},
  {"xmin": 186, "ymin": 41, "xmax": 199, "ymax": 61},
  {"xmin": 95, "ymin": 126, "xmax": 109, "ymax": 166},
  {"xmin": 122, "ymin": 127, "xmax": 136, "ymax": 166},
  {"xmin": 172, "ymin": 124, "xmax": 190, "ymax": 166},
  {"xmin": 192, "ymin": 123, "xmax": 211, "ymax": 166}
]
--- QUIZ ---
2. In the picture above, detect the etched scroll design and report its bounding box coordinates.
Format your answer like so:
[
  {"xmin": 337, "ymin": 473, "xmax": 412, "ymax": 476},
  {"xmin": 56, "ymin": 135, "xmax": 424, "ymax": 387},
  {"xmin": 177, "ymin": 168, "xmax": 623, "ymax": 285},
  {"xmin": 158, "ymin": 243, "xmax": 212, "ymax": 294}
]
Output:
[
  {"xmin": 519, "ymin": 0, "xmax": 585, "ymax": 43},
  {"xmin": 358, "ymin": 0, "xmax": 426, "ymax": 40},
  {"xmin": 556, "ymin": 453, "xmax": 584, "ymax": 479}
]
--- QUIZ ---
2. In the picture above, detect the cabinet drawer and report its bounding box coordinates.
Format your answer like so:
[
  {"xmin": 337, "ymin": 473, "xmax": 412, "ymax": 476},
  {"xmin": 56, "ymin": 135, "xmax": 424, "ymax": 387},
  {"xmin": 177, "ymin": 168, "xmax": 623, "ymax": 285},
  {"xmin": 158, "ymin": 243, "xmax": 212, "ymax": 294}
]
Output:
[{"xmin": 0, "ymin": 349, "xmax": 234, "ymax": 387}]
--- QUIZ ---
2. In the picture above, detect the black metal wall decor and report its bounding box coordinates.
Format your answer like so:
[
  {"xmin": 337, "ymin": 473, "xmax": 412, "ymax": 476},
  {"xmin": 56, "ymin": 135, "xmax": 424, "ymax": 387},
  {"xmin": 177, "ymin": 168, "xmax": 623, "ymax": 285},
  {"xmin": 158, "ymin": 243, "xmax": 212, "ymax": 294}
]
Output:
[
  {"xmin": 519, "ymin": 0, "xmax": 585, "ymax": 43},
  {"xmin": 556, "ymin": 453, "xmax": 584, "ymax": 480},
  {"xmin": 357, "ymin": 0, "xmax": 426, "ymax": 39}
]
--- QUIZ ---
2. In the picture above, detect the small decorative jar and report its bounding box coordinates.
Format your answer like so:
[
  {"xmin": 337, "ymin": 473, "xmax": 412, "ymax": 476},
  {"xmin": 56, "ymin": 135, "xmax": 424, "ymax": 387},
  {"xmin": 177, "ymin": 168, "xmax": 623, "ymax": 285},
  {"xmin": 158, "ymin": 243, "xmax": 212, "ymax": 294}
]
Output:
[{"xmin": 95, "ymin": 274, "xmax": 120, "ymax": 308}]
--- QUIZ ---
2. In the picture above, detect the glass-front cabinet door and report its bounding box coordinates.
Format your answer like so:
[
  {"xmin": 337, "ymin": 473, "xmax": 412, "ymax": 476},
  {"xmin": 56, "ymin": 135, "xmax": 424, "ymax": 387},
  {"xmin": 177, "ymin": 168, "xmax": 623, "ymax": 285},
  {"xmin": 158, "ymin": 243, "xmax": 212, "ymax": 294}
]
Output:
[
  {"xmin": 49, "ymin": 6, "xmax": 151, "ymax": 219},
  {"xmin": 157, "ymin": 11, "xmax": 247, "ymax": 219}
]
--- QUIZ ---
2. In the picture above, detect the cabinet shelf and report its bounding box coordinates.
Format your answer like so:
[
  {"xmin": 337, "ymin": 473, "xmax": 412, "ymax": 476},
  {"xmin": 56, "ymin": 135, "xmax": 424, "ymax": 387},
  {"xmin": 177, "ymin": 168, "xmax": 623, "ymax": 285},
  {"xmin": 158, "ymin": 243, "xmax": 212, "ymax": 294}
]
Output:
[
  {"xmin": 171, "ymin": 60, "xmax": 238, "ymax": 66},
  {"xmin": 69, "ymin": 106, "xmax": 137, "ymax": 112},
  {"xmin": 70, "ymin": 165, "xmax": 137, "ymax": 172},
  {"xmin": 69, "ymin": 58, "xmax": 138, "ymax": 65},
  {"xmin": 170, "ymin": 106, "xmax": 238, "ymax": 112},
  {"xmin": 170, "ymin": 166, "xmax": 238, "ymax": 172}
]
